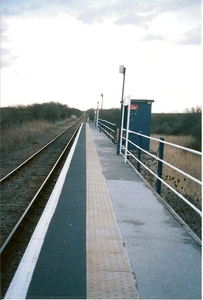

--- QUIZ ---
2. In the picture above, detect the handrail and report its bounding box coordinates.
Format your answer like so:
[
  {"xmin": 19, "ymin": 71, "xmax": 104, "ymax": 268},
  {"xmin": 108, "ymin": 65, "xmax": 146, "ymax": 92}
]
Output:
[
  {"xmin": 120, "ymin": 129, "xmax": 202, "ymax": 216},
  {"xmin": 101, "ymin": 119, "xmax": 116, "ymax": 127},
  {"xmin": 125, "ymin": 148, "xmax": 201, "ymax": 216},
  {"xmin": 96, "ymin": 119, "xmax": 117, "ymax": 143},
  {"xmin": 128, "ymin": 130, "xmax": 202, "ymax": 156},
  {"xmin": 126, "ymin": 138, "xmax": 202, "ymax": 186},
  {"xmin": 96, "ymin": 120, "xmax": 202, "ymax": 219}
]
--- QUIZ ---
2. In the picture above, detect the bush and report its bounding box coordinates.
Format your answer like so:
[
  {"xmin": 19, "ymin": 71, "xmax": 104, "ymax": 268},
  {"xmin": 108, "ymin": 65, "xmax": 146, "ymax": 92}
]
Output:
[
  {"xmin": 151, "ymin": 107, "xmax": 201, "ymax": 151},
  {"xmin": 87, "ymin": 106, "xmax": 201, "ymax": 151},
  {"xmin": 0, "ymin": 102, "xmax": 83, "ymax": 129},
  {"xmin": 86, "ymin": 108, "xmax": 120, "ymax": 125}
]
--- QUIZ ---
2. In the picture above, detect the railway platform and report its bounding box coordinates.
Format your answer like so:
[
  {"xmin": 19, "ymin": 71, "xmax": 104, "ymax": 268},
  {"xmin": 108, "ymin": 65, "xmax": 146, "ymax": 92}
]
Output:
[{"xmin": 5, "ymin": 122, "xmax": 201, "ymax": 299}]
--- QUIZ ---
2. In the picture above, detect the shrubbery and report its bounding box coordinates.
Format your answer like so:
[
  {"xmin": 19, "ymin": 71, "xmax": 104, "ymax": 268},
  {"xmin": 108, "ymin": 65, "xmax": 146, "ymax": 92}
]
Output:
[
  {"xmin": 87, "ymin": 106, "xmax": 201, "ymax": 151},
  {"xmin": 1, "ymin": 103, "xmax": 201, "ymax": 151},
  {"xmin": 151, "ymin": 107, "xmax": 201, "ymax": 150},
  {"xmin": 86, "ymin": 108, "xmax": 120, "ymax": 125},
  {"xmin": 1, "ymin": 102, "xmax": 83, "ymax": 129}
]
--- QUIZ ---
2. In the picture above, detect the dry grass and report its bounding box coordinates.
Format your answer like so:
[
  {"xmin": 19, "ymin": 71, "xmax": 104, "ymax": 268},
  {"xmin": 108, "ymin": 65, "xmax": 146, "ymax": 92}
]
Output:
[
  {"xmin": 0, "ymin": 118, "xmax": 75, "ymax": 178},
  {"xmin": 0, "ymin": 120, "xmax": 55, "ymax": 153},
  {"xmin": 150, "ymin": 135, "xmax": 201, "ymax": 207}
]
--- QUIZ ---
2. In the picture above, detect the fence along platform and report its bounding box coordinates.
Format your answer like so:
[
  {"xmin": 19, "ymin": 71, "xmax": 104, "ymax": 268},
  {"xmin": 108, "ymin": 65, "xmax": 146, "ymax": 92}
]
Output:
[
  {"xmin": 90, "ymin": 122, "xmax": 201, "ymax": 299},
  {"xmin": 97, "ymin": 112, "xmax": 202, "ymax": 238}
]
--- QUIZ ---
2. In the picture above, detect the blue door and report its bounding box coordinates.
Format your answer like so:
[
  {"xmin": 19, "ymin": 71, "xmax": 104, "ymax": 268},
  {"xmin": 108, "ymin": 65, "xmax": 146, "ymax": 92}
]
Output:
[{"xmin": 129, "ymin": 100, "xmax": 153, "ymax": 151}]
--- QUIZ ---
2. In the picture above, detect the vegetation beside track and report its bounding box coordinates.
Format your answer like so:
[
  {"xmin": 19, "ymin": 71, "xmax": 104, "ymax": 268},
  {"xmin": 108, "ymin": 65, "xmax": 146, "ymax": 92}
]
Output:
[
  {"xmin": 1, "ymin": 102, "xmax": 82, "ymax": 129},
  {"xmin": 1, "ymin": 103, "xmax": 201, "ymax": 177},
  {"xmin": 0, "ymin": 102, "xmax": 83, "ymax": 178},
  {"xmin": 86, "ymin": 106, "xmax": 201, "ymax": 151}
]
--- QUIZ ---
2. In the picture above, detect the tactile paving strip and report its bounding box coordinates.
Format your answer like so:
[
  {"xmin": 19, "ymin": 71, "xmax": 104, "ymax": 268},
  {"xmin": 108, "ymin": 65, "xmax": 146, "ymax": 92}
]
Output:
[{"xmin": 86, "ymin": 124, "xmax": 138, "ymax": 299}]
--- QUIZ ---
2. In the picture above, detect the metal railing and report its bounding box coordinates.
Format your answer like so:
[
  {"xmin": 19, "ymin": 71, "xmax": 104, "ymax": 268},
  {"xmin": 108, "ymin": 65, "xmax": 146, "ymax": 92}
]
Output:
[
  {"xmin": 95, "ymin": 117, "xmax": 201, "ymax": 239},
  {"xmin": 95, "ymin": 118, "xmax": 202, "ymax": 216},
  {"xmin": 120, "ymin": 129, "xmax": 202, "ymax": 217},
  {"xmin": 95, "ymin": 118, "xmax": 117, "ymax": 144}
]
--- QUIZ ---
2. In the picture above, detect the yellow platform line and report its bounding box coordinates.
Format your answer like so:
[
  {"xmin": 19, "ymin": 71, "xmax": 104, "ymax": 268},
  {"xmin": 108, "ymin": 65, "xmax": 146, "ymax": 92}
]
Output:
[{"xmin": 86, "ymin": 124, "xmax": 138, "ymax": 299}]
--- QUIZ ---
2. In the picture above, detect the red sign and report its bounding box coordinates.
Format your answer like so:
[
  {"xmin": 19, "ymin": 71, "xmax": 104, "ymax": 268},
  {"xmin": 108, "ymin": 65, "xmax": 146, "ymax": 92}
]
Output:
[{"xmin": 131, "ymin": 104, "xmax": 138, "ymax": 110}]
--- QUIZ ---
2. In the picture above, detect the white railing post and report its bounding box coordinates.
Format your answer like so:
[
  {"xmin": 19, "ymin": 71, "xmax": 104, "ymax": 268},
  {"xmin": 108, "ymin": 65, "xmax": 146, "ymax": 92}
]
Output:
[{"xmin": 124, "ymin": 101, "xmax": 131, "ymax": 163}]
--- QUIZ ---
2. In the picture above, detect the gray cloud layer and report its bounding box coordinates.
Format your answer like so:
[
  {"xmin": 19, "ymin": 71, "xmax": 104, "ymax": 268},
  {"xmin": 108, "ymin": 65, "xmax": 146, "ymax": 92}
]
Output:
[
  {"xmin": 1, "ymin": 0, "xmax": 201, "ymax": 46},
  {"xmin": 1, "ymin": 0, "xmax": 200, "ymax": 19},
  {"xmin": 177, "ymin": 27, "xmax": 201, "ymax": 46}
]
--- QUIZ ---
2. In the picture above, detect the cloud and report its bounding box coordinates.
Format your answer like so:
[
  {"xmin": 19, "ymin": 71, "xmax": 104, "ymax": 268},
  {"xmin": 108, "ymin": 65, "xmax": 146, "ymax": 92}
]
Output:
[
  {"xmin": 1, "ymin": 0, "xmax": 201, "ymax": 20},
  {"xmin": 1, "ymin": 0, "xmax": 201, "ymax": 113},
  {"xmin": 141, "ymin": 33, "xmax": 165, "ymax": 42},
  {"xmin": 1, "ymin": 48, "xmax": 11, "ymax": 68},
  {"xmin": 1, "ymin": 47, "xmax": 18, "ymax": 68},
  {"xmin": 77, "ymin": 5, "xmax": 107, "ymax": 24},
  {"xmin": 1, "ymin": 18, "xmax": 10, "ymax": 35},
  {"xmin": 113, "ymin": 13, "xmax": 153, "ymax": 29},
  {"xmin": 1, "ymin": 0, "xmax": 29, "ymax": 16},
  {"xmin": 176, "ymin": 27, "xmax": 201, "ymax": 46},
  {"xmin": 1, "ymin": 20, "xmax": 14, "ymax": 68}
]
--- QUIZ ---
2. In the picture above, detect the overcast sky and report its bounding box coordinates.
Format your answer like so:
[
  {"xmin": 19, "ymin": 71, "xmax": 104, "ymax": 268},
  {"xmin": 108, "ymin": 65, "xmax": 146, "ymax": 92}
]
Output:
[{"xmin": 1, "ymin": 0, "xmax": 202, "ymax": 112}]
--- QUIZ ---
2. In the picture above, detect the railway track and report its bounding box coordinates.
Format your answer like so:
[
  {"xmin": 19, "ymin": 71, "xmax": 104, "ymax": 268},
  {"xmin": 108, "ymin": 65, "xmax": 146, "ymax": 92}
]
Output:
[{"xmin": 0, "ymin": 117, "xmax": 84, "ymax": 297}]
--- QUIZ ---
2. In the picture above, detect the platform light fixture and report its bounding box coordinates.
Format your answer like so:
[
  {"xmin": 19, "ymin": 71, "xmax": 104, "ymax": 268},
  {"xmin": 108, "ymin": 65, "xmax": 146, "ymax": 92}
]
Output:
[
  {"xmin": 119, "ymin": 65, "xmax": 125, "ymax": 74},
  {"xmin": 117, "ymin": 65, "xmax": 126, "ymax": 155}
]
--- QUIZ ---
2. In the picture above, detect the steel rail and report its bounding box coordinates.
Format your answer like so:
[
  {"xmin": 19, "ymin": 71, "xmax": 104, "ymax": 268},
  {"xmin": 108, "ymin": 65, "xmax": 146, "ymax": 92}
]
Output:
[
  {"xmin": 0, "ymin": 120, "xmax": 83, "ymax": 255},
  {"xmin": 0, "ymin": 117, "xmax": 83, "ymax": 183}
]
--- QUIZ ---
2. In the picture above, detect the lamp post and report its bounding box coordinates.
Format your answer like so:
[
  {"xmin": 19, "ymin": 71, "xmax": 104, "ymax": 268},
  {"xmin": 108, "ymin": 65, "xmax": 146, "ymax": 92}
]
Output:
[
  {"xmin": 100, "ymin": 93, "xmax": 103, "ymax": 120},
  {"xmin": 100, "ymin": 93, "xmax": 103, "ymax": 132},
  {"xmin": 96, "ymin": 101, "xmax": 99, "ymax": 127},
  {"xmin": 117, "ymin": 65, "xmax": 126, "ymax": 155}
]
